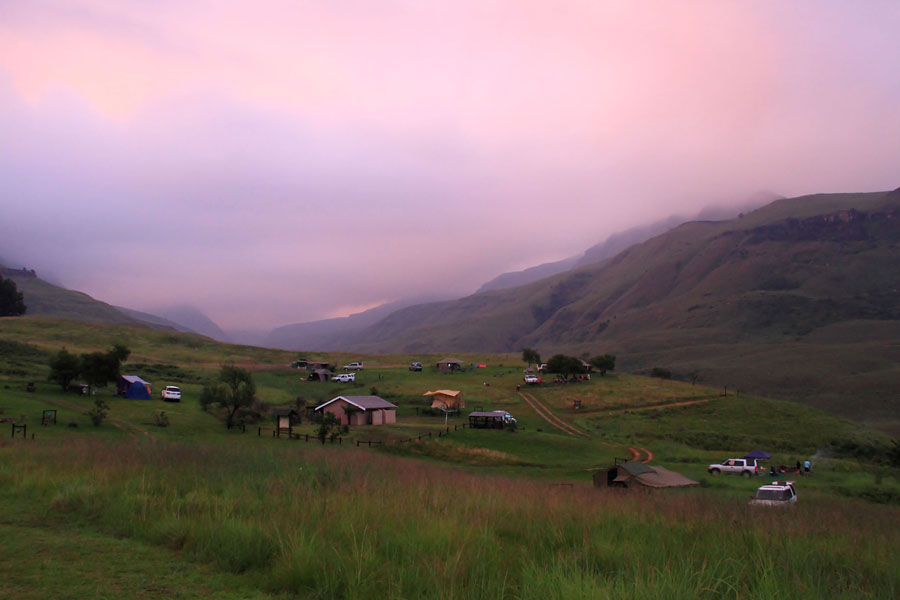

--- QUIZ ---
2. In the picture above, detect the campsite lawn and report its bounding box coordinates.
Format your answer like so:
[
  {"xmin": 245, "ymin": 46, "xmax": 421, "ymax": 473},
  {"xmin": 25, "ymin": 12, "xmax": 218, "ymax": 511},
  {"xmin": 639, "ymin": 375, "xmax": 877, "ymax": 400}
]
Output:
[{"xmin": 3, "ymin": 318, "xmax": 900, "ymax": 597}]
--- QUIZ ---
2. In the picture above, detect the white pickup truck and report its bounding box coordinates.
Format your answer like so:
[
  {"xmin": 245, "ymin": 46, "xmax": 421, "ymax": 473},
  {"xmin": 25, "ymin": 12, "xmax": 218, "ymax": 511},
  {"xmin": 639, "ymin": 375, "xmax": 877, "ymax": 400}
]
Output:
[
  {"xmin": 707, "ymin": 458, "xmax": 760, "ymax": 477},
  {"xmin": 332, "ymin": 373, "xmax": 356, "ymax": 383}
]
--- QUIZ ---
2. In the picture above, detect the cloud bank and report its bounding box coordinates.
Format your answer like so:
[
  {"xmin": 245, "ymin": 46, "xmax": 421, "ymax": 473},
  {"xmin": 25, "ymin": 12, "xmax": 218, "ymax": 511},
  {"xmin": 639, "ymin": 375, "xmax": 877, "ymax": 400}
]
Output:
[{"xmin": 1, "ymin": 1, "xmax": 898, "ymax": 329}]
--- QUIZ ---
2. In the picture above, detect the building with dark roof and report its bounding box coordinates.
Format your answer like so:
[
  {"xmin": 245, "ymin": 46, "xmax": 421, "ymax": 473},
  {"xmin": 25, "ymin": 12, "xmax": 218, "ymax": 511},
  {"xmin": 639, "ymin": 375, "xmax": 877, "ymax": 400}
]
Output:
[{"xmin": 314, "ymin": 395, "xmax": 397, "ymax": 426}]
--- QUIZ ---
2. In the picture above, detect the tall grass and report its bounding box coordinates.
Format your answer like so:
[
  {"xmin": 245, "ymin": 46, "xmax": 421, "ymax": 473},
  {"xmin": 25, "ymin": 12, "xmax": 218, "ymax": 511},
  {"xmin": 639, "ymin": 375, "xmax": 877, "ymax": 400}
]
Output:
[{"xmin": 2, "ymin": 438, "xmax": 897, "ymax": 598}]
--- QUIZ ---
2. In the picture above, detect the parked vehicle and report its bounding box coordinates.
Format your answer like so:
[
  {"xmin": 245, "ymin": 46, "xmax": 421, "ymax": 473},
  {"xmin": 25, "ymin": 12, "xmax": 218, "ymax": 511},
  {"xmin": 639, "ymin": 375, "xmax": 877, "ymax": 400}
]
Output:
[
  {"xmin": 343, "ymin": 362, "xmax": 365, "ymax": 371},
  {"xmin": 707, "ymin": 458, "xmax": 759, "ymax": 477},
  {"xmin": 409, "ymin": 362, "xmax": 423, "ymax": 371},
  {"xmin": 523, "ymin": 375, "xmax": 542, "ymax": 384},
  {"xmin": 537, "ymin": 363, "xmax": 549, "ymax": 372},
  {"xmin": 750, "ymin": 481, "xmax": 797, "ymax": 506},
  {"xmin": 161, "ymin": 385, "xmax": 181, "ymax": 402},
  {"xmin": 332, "ymin": 373, "xmax": 356, "ymax": 383}
]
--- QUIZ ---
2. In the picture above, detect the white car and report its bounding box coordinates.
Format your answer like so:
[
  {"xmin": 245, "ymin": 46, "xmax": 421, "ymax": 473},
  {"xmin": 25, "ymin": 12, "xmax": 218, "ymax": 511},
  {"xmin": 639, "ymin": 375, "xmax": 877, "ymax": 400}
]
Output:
[
  {"xmin": 523, "ymin": 375, "xmax": 542, "ymax": 384},
  {"xmin": 750, "ymin": 481, "xmax": 797, "ymax": 506},
  {"xmin": 707, "ymin": 458, "xmax": 759, "ymax": 477},
  {"xmin": 332, "ymin": 373, "xmax": 356, "ymax": 383},
  {"xmin": 343, "ymin": 362, "xmax": 365, "ymax": 371},
  {"xmin": 161, "ymin": 386, "xmax": 181, "ymax": 402}
]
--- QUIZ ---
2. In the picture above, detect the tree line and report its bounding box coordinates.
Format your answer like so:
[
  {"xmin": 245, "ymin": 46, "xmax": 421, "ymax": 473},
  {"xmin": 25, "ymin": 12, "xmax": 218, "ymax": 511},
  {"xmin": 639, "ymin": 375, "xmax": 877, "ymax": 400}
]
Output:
[
  {"xmin": 48, "ymin": 344, "xmax": 131, "ymax": 394},
  {"xmin": 522, "ymin": 347, "xmax": 616, "ymax": 378}
]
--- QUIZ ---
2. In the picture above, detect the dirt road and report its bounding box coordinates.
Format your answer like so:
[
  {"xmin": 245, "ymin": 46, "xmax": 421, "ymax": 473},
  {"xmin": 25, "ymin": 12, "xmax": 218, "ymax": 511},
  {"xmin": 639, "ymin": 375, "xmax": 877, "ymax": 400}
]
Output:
[{"xmin": 517, "ymin": 391, "xmax": 590, "ymax": 438}]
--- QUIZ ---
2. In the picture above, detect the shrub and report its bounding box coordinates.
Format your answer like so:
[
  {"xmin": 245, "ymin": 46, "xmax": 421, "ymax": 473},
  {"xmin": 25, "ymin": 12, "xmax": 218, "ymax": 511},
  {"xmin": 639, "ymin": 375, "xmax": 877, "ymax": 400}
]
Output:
[
  {"xmin": 650, "ymin": 367, "xmax": 672, "ymax": 379},
  {"xmin": 86, "ymin": 399, "xmax": 109, "ymax": 426}
]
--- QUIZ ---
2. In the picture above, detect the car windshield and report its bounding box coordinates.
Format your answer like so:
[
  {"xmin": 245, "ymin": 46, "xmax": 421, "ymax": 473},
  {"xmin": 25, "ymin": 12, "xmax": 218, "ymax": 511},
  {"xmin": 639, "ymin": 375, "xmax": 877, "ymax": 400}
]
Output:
[
  {"xmin": 166, "ymin": 387, "xmax": 180, "ymax": 392},
  {"xmin": 755, "ymin": 489, "xmax": 791, "ymax": 501}
]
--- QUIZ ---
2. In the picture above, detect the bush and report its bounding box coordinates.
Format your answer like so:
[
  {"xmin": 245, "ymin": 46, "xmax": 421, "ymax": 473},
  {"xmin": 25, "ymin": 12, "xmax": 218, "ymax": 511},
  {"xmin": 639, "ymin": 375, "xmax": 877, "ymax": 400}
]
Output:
[
  {"xmin": 86, "ymin": 399, "xmax": 109, "ymax": 426},
  {"xmin": 650, "ymin": 367, "xmax": 672, "ymax": 379}
]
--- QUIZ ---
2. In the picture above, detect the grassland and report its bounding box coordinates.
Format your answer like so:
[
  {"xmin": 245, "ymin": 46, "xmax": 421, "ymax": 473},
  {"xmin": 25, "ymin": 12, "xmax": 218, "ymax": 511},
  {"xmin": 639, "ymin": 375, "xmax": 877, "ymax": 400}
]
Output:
[{"xmin": 2, "ymin": 317, "xmax": 899, "ymax": 598}]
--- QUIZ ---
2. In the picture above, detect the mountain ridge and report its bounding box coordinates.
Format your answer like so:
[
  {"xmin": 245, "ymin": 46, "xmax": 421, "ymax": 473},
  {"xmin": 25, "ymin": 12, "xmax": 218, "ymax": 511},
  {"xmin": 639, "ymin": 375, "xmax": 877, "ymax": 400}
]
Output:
[{"xmin": 327, "ymin": 189, "xmax": 900, "ymax": 428}]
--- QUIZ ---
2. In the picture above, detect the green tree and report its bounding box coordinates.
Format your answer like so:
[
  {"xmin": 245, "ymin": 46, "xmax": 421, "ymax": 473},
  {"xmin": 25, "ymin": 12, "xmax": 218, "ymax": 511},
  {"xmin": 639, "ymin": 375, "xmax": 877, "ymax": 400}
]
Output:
[
  {"xmin": 200, "ymin": 365, "xmax": 257, "ymax": 429},
  {"xmin": 48, "ymin": 348, "xmax": 81, "ymax": 391},
  {"xmin": 0, "ymin": 275, "xmax": 26, "ymax": 316},
  {"xmin": 590, "ymin": 354, "xmax": 616, "ymax": 376},
  {"xmin": 87, "ymin": 398, "xmax": 109, "ymax": 426},
  {"xmin": 315, "ymin": 411, "xmax": 340, "ymax": 442},
  {"xmin": 343, "ymin": 404, "xmax": 362, "ymax": 428},
  {"xmin": 80, "ymin": 345, "xmax": 130, "ymax": 394},
  {"xmin": 521, "ymin": 348, "xmax": 541, "ymax": 368},
  {"xmin": 546, "ymin": 354, "xmax": 583, "ymax": 380}
]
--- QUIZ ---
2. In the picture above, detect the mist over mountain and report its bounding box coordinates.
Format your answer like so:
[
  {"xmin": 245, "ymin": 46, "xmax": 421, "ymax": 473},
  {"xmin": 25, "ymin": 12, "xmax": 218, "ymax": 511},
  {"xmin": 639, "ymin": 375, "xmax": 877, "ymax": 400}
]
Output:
[
  {"xmin": 477, "ymin": 192, "xmax": 782, "ymax": 293},
  {"xmin": 148, "ymin": 305, "xmax": 228, "ymax": 342},
  {"xmin": 262, "ymin": 294, "xmax": 457, "ymax": 351},
  {"xmin": 115, "ymin": 306, "xmax": 198, "ymax": 334}
]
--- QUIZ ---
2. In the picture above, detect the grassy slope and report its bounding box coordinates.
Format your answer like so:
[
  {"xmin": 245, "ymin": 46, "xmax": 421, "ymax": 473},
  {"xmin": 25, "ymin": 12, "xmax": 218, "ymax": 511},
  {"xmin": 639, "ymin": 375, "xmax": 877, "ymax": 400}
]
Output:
[
  {"xmin": 4, "ymin": 272, "xmax": 149, "ymax": 326},
  {"xmin": 2, "ymin": 319, "xmax": 899, "ymax": 598}
]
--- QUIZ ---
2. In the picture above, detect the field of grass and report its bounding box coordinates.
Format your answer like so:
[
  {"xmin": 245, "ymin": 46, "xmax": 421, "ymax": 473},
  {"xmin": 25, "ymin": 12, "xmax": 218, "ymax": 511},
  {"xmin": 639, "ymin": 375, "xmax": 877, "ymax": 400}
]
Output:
[{"xmin": 2, "ymin": 318, "xmax": 899, "ymax": 598}]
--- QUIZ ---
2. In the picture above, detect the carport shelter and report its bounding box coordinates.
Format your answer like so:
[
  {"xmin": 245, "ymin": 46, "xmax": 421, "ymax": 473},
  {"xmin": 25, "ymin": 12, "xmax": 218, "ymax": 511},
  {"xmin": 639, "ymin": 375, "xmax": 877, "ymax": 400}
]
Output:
[
  {"xmin": 468, "ymin": 410, "xmax": 508, "ymax": 429},
  {"xmin": 117, "ymin": 375, "xmax": 151, "ymax": 399},
  {"xmin": 424, "ymin": 390, "xmax": 465, "ymax": 410},
  {"xmin": 315, "ymin": 395, "xmax": 397, "ymax": 426}
]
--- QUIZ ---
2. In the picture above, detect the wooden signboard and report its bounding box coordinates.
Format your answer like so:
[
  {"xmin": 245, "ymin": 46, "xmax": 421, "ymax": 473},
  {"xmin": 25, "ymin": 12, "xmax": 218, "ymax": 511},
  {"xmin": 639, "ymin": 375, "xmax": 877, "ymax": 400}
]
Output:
[{"xmin": 42, "ymin": 409, "xmax": 57, "ymax": 425}]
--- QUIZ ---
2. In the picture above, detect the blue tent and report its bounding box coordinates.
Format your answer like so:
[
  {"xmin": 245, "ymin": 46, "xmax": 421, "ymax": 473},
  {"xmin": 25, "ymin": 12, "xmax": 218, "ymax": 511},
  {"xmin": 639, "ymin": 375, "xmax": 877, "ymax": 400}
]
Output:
[
  {"xmin": 744, "ymin": 449, "xmax": 771, "ymax": 460},
  {"xmin": 118, "ymin": 375, "xmax": 151, "ymax": 399}
]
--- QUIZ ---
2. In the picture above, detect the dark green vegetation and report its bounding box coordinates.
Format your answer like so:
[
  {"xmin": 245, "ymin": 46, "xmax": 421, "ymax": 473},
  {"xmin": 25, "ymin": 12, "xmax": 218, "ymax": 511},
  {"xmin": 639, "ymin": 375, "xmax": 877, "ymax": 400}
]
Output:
[
  {"xmin": 2, "ymin": 319, "xmax": 900, "ymax": 598},
  {"xmin": 323, "ymin": 189, "xmax": 900, "ymax": 433},
  {"xmin": 0, "ymin": 273, "xmax": 27, "ymax": 316},
  {"xmin": 200, "ymin": 364, "xmax": 257, "ymax": 428}
]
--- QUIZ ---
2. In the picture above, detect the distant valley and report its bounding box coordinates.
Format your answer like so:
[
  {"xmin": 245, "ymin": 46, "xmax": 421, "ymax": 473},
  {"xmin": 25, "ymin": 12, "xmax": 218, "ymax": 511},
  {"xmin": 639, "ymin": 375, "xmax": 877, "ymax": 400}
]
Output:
[{"xmin": 4, "ymin": 188, "xmax": 899, "ymax": 431}]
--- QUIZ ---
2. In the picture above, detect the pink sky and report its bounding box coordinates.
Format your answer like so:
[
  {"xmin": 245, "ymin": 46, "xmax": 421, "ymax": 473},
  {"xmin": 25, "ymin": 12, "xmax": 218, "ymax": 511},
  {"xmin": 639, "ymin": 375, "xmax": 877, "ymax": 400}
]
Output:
[{"xmin": 1, "ymin": 1, "xmax": 899, "ymax": 332}]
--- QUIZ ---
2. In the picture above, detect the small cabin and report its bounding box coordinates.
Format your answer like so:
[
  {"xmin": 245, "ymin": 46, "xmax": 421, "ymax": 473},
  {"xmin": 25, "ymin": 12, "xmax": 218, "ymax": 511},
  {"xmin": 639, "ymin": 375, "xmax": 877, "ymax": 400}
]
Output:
[{"xmin": 315, "ymin": 396, "xmax": 397, "ymax": 426}]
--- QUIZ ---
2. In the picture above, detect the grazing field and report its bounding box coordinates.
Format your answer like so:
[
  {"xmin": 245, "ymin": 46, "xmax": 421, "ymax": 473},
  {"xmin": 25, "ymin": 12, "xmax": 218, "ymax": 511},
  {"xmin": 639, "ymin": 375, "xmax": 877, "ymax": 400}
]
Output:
[{"xmin": 1, "ymin": 317, "xmax": 899, "ymax": 598}]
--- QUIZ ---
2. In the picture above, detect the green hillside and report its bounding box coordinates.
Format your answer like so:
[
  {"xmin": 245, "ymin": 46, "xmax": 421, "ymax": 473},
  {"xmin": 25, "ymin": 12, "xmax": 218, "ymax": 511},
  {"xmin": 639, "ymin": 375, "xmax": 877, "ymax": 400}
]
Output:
[
  {"xmin": 336, "ymin": 189, "xmax": 900, "ymax": 431},
  {"xmin": 1, "ymin": 268, "xmax": 152, "ymax": 327}
]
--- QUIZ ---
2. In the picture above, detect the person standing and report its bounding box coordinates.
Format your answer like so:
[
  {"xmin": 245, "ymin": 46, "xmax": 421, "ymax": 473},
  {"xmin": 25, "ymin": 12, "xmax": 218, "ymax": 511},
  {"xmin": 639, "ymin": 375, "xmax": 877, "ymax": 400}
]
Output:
[{"xmin": 804, "ymin": 459, "xmax": 811, "ymax": 473}]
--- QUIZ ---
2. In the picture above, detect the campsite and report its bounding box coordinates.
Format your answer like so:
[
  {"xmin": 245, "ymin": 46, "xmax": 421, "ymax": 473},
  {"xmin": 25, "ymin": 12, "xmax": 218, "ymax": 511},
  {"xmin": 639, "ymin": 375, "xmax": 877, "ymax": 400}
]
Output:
[{"xmin": 1, "ymin": 318, "xmax": 899, "ymax": 598}]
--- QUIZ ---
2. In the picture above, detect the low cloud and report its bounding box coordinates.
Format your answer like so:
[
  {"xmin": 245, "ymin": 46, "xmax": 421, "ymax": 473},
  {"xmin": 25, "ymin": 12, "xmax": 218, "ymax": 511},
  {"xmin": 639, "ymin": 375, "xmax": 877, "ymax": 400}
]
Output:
[{"xmin": 1, "ymin": 2, "xmax": 898, "ymax": 330}]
